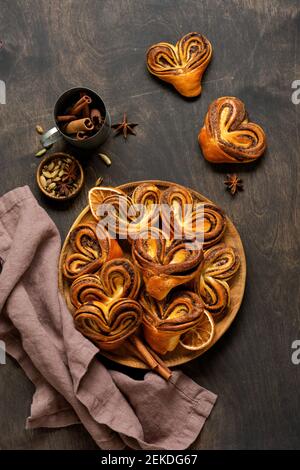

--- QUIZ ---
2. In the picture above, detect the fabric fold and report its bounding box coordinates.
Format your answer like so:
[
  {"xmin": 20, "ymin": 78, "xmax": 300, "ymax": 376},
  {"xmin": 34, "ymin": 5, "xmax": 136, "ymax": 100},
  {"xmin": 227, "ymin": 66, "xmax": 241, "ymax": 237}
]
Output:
[{"xmin": 0, "ymin": 186, "xmax": 217, "ymax": 450}]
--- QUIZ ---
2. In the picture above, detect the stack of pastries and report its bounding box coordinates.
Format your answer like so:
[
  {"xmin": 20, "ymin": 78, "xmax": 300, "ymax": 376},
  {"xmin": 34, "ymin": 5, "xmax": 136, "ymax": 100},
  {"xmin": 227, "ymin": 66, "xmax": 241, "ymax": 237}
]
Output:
[{"xmin": 62, "ymin": 182, "xmax": 240, "ymax": 360}]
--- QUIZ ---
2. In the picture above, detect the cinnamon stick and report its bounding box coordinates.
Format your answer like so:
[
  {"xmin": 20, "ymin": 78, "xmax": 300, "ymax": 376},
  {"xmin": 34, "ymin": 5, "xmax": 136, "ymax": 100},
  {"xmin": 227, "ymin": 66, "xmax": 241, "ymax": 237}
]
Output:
[
  {"xmin": 69, "ymin": 95, "xmax": 92, "ymax": 115},
  {"xmin": 77, "ymin": 131, "xmax": 89, "ymax": 140},
  {"xmin": 129, "ymin": 336, "xmax": 172, "ymax": 381},
  {"xmin": 56, "ymin": 115, "xmax": 76, "ymax": 123},
  {"xmin": 64, "ymin": 118, "xmax": 94, "ymax": 134},
  {"xmin": 79, "ymin": 91, "xmax": 90, "ymax": 118}
]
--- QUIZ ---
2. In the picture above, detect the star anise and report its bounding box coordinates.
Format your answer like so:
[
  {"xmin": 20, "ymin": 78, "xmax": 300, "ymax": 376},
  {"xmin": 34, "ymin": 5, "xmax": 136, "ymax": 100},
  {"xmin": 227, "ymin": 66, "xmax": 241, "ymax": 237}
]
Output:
[
  {"xmin": 62, "ymin": 161, "xmax": 79, "ymax": 183},
  {"xmin": 56, "ymin": 181, "xmax": 74, "ymax": 197},
  {"xmin": 111, "ymin": 113, "xmax": 138, "ymax": 140},
  {"xmin": 224, "ymin": 174, "xmax": 243, "ymax": 196}
]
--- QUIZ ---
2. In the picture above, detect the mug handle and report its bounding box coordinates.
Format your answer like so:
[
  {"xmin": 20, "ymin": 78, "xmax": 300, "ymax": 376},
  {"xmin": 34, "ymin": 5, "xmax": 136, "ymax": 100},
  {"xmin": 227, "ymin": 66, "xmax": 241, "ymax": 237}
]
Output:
[{"xmin": 40, "ymin": 127, "xmax": 62, "ymax": 148}]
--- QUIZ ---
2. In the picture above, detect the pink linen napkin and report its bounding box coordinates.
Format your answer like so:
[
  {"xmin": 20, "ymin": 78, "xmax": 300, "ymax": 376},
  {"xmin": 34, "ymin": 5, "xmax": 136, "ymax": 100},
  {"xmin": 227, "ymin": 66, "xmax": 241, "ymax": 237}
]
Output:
[{"xmin": 0, "ymin": 186, "xmax": 217, "ymax": 450}]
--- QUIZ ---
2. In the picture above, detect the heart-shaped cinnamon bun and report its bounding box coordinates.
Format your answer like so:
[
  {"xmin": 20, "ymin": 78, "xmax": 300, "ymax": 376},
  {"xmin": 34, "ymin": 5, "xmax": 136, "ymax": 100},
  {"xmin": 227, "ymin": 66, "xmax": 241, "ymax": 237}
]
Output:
[
  {"xmin": 70, "ymin": 258, "xmax": 142, "ymax": 350},
  {"xmin": 194, "ymin": 243, "xmax": 240, "ymax": 320},
  {"xmin": 70, "ymin": 258, "xmax": 141, "ymax": 309},
  {"xmin": 73, "ymin": 299, "xmax": 142, "ymax": 351},
  {"xmin": 198, "ymin": 96, "xmax": 267, "ymax": 163},
  {"xmin": 132, "ymin": 227, "xmax": 203, "ymax": 301},
  {"xmin": 63, "ymin": 223, "xmax": 122, "ymax": 280},
  {"xmin": 140, "ymin": 289, "xmax": 204, "ymax": 355},
  {"xmin": 147, "ymin": 32, "xmax": 212, "ymax": 97},
  {"xmin": 96, "ymin": 183, "xmax": 160, "ymax": 241},
  {"xmin": 160, "ymin": 185, "xmax": 226, "ymax": 247}
]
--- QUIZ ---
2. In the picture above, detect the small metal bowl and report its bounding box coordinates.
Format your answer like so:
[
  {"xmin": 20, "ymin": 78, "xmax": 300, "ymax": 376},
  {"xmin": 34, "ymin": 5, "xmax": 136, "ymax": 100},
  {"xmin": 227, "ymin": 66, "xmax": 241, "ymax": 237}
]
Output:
[{"xmin": 36, "ymin": 152, "xmax": 84, "ymax": 201}]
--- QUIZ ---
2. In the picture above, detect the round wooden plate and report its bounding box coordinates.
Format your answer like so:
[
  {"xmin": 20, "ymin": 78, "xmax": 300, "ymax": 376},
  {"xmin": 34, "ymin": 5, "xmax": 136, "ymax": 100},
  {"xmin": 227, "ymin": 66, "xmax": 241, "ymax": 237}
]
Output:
[{"xmin": 59, "ymin": 180, "xmax": 246, "ymax": 368}]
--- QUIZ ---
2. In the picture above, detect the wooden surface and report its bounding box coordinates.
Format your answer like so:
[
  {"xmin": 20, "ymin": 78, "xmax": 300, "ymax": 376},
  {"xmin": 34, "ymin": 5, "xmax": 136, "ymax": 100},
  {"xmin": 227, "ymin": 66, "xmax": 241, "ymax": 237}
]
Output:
[
  {"xmin": 0, "ymin": 0, "xmax": 299, "ymax": 450},
  {"xmin": 59, "ymin": 180, "xmax": 246, "ymax": 368}
]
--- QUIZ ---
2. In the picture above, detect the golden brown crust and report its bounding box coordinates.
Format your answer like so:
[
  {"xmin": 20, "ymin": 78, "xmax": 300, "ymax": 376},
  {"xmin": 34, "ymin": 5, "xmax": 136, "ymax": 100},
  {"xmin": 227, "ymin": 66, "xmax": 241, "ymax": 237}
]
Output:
[
  {"xmin": 194, "ymin": 243, "xmax": 240, "ymax": 320},
  {"xmin": 132, "ymin": 227, "xmax": 203, "ymax": 301},
  {"xmin": 70, "ymin": 257, "xmax": 141, "ymax": 309},
  {"xmin": 73, "ymin": 299, "xmax": 142, "ymax": 351},
  {"xmin": 131, "ymin": 183, "xmax": 161, "ymax": 207},
  {"xmin": 147, "ymin": 32, "xmax": 212, "ymax": 97},
  {"xmin": 70, "ymin": 258, "xmax": 142, "ymax": 350},
  {"xmin": 198, "ymin": 96, "xmax": 267, "ymax": 163},
  {"xmin": 63, "ymin": 223, "xmax": 113, "ymax": 280},
  {"xmin": 97, "ymin": 183, "xmax": 160, "ymax": 241},
  {"xmin": 70, "ymin": 273, "xmax": 108, "ymax": 308},
  {"xmin": 202, "ymin": 203, "xmax": 227, "ymax": 247},
  {"xmin": 140, "ymin": 290, "xmax": 204, "ymax": 355},
  {"xmin": 160, "ymin": 185, "xmax": 227, "ymax": 248}
]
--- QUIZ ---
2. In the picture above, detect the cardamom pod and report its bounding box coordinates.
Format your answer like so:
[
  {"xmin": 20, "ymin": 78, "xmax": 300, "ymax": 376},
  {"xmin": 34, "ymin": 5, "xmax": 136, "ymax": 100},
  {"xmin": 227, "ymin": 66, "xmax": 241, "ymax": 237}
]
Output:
[
  {"xmin": 35, "ymin": 148, "xmax": 47, "ymax": 158},
  {"xmin": 36, "ymin": 125, "xmax": 44, "ymax": 135},
  {"xmin": 40, "ymin": 175, "xmax": 47, "ymax": 188},
  {"xmin": 42, "ymin": 170, "xmax": 53, "ymax": 178},
  {"xmin": 98, "ymin": 153, "xmax": 111, "ymax": 166},
  {"xmin": 50, "ymin": 169, "xmax": 59, "ymax": 178}
]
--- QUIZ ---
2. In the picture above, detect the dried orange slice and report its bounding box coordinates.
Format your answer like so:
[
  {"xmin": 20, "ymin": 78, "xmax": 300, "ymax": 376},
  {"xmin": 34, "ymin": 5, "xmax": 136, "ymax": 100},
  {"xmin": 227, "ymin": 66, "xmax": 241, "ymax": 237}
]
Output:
[
  {"xmin": 179, "ymin": 310, "xmax": 215, "ymax": 351},
  {"xmin": 89, "ymin": 187, "xmax": 124, "ymax": 220}
]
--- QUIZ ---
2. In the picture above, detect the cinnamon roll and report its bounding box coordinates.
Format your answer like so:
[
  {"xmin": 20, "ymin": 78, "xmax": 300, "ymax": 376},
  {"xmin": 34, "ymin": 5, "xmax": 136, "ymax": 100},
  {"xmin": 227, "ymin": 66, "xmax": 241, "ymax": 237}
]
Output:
[
  {"xmin": 140, "ymin": 289, "xmax": 204, "ymax": 355},
  {"xmin": 147, "ymin": 32, "xmax": 212, "ymax": 97},
  {"xmin": 70, "ymin": 258, "xmax": 141, "ymax": 309},
  {"xmin": 198, "ymin": 96, "xmax": 267, "ymax": 163},
  {"xmin": 132, "ymin": 227, "xmax": 203, "ymax": 301},
  {"xmin": 202, "ymin": 203, "xmax": 227, "ymax": 247},
  {"xmin": 63, "ymin": 223, "xmax": 122, "ymax": 280},
  {"xmin": 70, "ymin": 257, "xmax": 142, "ymax": 350},
  {"xmin": 160, "ymin": 185, "xmax": 226, "ymax": 247},
  {"xmin": 194, "ymin": 244, "xmax": 240, "ymax": 320},
  {"xmin": 97, "ymin": 183, "xmax": 160, "ymax": 241},
  {"xmin": 73, "ymin": 299, "xmax": 142, "ymax": 351}
]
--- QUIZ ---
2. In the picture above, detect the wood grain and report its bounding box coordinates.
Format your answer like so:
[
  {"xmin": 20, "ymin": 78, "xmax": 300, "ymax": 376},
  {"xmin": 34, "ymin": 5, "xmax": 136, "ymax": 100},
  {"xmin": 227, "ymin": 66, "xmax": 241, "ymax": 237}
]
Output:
[
  {"xmin": 59, "ymin": 180, "xmax": 246, "ymax": 368},
  {"xmin": 0, "ymin": 0, "xmax": 300, "ymax": 450}
]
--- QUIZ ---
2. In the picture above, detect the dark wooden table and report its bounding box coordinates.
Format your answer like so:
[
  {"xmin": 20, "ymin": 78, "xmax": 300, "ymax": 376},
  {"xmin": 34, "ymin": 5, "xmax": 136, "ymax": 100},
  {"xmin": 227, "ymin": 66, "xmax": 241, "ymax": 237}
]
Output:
[{"xmin": 0, "ymin": 0, "xmax": 299, "ymax": 450}]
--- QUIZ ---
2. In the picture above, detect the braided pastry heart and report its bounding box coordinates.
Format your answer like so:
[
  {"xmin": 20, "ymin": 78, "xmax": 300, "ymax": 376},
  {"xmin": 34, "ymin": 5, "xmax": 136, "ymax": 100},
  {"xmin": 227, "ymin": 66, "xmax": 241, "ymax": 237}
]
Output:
[
  {"xmin": 70, "ymin": 258, "xmax": 142, "ymax": 350},
  {"xmin": 160, "ymin": 185, "xmax": 226, "ymax": 247},
  {"xmin": 194, "ymin": 244, "xmax": 240, "ymax": 320},
  {"xmin": 132, "ymin": 227, "xmax": 203, "ymax": 301},
  {"xmin": 140, "ymin": 289, "xmax": 204, "ymax": 355},
  {"xmin": 63, "ymin": 223, "xmax": 122, "ymax": 280},
  {"xmin": 70, "ymin": 258, "xmax": 141, "ymax": 309},
  {"xmin": 147, "ymin": 32, "xmax": 212, "ymax": 97},
  {"xmin": 198, "ymin": 96, "xmax": 267, "ymax": 163},
  {"xmin": 95, "ymin": 183, "xmax": 160, "ymax": 240}
]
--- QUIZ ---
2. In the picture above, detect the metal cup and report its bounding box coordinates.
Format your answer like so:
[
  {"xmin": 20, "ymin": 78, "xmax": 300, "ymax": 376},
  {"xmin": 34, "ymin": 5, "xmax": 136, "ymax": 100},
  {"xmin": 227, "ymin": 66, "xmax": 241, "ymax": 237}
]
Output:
[{"xmin": 40, "ymin": 87, "xmax": 111, "ymax": 150}]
